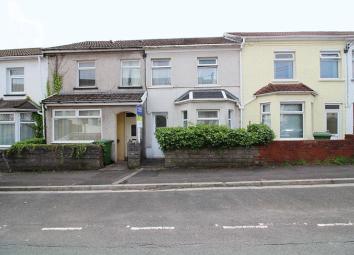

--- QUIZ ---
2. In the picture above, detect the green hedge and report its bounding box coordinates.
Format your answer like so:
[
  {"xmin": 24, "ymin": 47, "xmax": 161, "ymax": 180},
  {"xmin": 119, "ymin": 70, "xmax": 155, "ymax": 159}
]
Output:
[{"xmin": 155, "ymin": 124, "xmax": 275, "ymax": 151}]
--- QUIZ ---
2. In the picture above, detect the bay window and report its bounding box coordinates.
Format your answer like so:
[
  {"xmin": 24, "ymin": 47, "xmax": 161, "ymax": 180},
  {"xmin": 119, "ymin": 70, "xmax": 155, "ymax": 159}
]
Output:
[
  {"xmin": 261, "ymin": 103, "xmax": 271, "ymax": 127},
  {"xmin": 53, "ymin": 109, "xmax": 101, "ymax": 142},
  {"xmin": 152, "ymin": 59, "xmax": 171, "ymax": 85},
  {"xmin": 182, "ymin": 110, "xmax": 188, "ymax": 127},
  {"xmin": 280, "ymin": 103, "xmax": 304, "ymax": 139},
  {"xmin": 320, "ymin": 51, "xmax": 340, "ymax": 79},
  {"xmin": 121, "ymin": 60, "xmax": 141, "ymax": 87},
  {"xmin": 274, "ymin": 52, "xmax": 294, "ymax": 80},
  {"xmin": 8, "ymin": 67, "xmax": 24, "ymax": 93},
  {"xmin": 197, "ymin": 110, "xmax": 219, "ymax": 125},
  {"xmin": 198, "ymin": 58, "xmax": 217, "ymax": 85},
  {"xmin": 78, "ymin": 61, "xmax": 96, "ymax": 87}
]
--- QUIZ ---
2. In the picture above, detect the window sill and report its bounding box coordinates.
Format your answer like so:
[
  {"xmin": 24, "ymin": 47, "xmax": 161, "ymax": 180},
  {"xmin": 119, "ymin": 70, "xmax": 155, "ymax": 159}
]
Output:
[
  {"xmin": 148, "ymin": 85, "xmax": 173, "ymax": 89},
  {"xmin": 118, "ymin": 86, "xmax": 143, "ymax": 89},
  {"xmin": 195, "ymin": 84, "xmax": 220, "ymax": 87},
  {"xmin": 319, "ymin": 79, "xmax": 344, "ymax": 82},
  {"xmin": 73, "ymin": 86, "xmax": 98, "ymax": 90},
  {"xmin": 272, "ymin": 80, "xmax": 298, "ymax": 83},
  {"xmin": 3, "ymin": 93, "xmax": 26, "ymax": 96}
]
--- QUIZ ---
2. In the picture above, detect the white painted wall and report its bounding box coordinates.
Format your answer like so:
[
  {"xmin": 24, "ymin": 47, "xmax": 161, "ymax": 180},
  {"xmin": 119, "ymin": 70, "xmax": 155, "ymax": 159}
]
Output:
[{"xmin": 0, "ymin": 56, "xmax": 48, "ymax": 104}]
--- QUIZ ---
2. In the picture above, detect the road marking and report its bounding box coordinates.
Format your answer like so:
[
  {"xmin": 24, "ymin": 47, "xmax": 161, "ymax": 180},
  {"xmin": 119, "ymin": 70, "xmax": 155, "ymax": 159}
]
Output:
[
  {"xmin": 112, "ymin": 169, "xmax": 143, "ymax": 185},
  {"xmin": 317, "ymin": 222, "xmax": 353, "ymax": 227},
  {"xmin": 222, "ymin": 224, "xmax": 268, "ymax": 229},
  {"xmin": 41, "ymin": 227, "xmax": 82, "ymax": 231},
  {"xmin": 128, "ymin": 226, "xmax": 175, "ymax": 231}
]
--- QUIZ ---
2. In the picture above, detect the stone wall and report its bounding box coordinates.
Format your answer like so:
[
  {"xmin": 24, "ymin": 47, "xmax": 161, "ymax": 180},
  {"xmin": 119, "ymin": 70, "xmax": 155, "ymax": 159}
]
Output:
[
  {"xmin": 164, "ymin": 135, "xmax": 354, "ymax": 168},
  {"xmin": 0, "ymin": 145, "xmax": 104, "ymax": 172},
  {"xmin": 127, "ymin": 141, "xmax": 141, "ymax": 169}
]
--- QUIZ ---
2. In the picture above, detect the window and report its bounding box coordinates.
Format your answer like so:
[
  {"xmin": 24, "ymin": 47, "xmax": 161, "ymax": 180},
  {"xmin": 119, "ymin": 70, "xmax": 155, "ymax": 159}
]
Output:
[
  {"xmin": 320, "ymin": 51, "xmax": 340, "ymax": 79},
  {"xmin": 8, "ymin": 67, "xmax": 24, "ymax": 93},
  {"xmin": 352, "ymin": 51, "xmax": 354, "ymax": 79},
  {"xmin": 78, "ymin": 61, "xmax": 95, "ymax": 87},
  {"xmin": 0, "ymin": 112, "xmax": 35, "ymax": 146},
  {"xmin": 197, "ymin": 110, "xmax": 219, "ymax": 125},
  {"xmin": 121, "ymin": 60, "xmax": 141, "ymax": 87},
  {"xmin": 274, "ymin": 52, "xmax": 294, "ymax": 80},
  {"xmin": 182, "ymin": 110, "xmax": 188, "ymax": 127},
  {"xmin": 152, "ymin": 59, "xmax": 171, "ymax": 85},
  {"xmin": 280, "ymin": 103, "xmax": 304, "ymax": 138},
  {"xmin": 325, "ymin": 104, "xmax": 340, "ymax": 137},
  {"xmin": 53, "ymin": 109, "xmax": 101, "ymax": 142},
  {"xmin": 228, "ymin": 109, "xmax": 234, "ymax": 128},
  {"xmin": 198, "ymin": 58, "xmax": 217, "ymax": 85},
  {"xmin": 261, "ymin": 103, "xmax": 271, "ymax": 127}
]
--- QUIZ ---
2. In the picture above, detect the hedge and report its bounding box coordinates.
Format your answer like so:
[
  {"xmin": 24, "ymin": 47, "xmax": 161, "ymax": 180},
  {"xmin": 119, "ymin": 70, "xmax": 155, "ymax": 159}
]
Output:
[{"xmin": 155, "ymin": 124, "xmax": 275, "ymax": 151}]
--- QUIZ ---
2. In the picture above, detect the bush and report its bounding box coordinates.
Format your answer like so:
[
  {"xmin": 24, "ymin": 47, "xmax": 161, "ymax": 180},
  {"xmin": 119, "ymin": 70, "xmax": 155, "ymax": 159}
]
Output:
[{"xmin": 155, "ymin": 124, "xmax": 275, "ymax": 151}]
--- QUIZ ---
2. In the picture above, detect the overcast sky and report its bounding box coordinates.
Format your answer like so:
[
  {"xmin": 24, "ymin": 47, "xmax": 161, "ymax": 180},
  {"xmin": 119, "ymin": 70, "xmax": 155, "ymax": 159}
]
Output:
[{"xmin": 1, "ymin": 0, "xmax": 354, "ymax": 49}]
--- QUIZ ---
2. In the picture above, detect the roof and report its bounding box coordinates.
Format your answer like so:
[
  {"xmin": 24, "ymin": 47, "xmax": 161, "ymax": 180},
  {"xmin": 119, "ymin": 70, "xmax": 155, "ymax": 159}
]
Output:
[
  {"xmin": 42, "ymin": 93, "xmax": 145, "ymax": 104},
  {"xmin": 44, "ymin": 37, "xmax": 239, "ymax": 51},
  {"xmin": 254, "ymin": 83, "xmax": 316, "ymax": 96},
  {"xmin": 0, "ymin": 99, "xmax": 39, "ymax": 112},
  {"xmin": 0, "ymin": 48, "xmax": 42, "ymax": 58},
  {"xmin": 175, "ymin": 89, "xmax": 239, "ymax": 104},
  {"xmin": 228, "ymin": 31, "xmax": 354, "ymax": 37}
]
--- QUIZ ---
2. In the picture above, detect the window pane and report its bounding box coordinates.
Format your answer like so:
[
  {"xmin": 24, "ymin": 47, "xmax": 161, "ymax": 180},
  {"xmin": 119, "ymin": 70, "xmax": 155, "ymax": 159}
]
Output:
[
  {"xmin": 325, "ymin": 105, "xmax": 340, "ymax": 110},
  {"xmin": 0, "ymin": 124, "xmax": 15, "ymax": 145},
  {"xmin": 155, "ymin": 115, "xmax": 167, "ymax": 128},
  {"xmin": 152, "ymin": 59, "xmax": 170, "ymax": 67},
  {"xmin": 20, "ymin": 123, "xmax": 35, "ymax": 141},
  {"xmin": 280, "ymin": 114, "xmax": 303, "ymax": 138},
  {"xmin": 55, "ymin": 111, "xmax": 75, "ymax": 117},
  {"xmin": 54, "ymin": 118, "xmax": 101, "ymax": 141},
  {"xmin": 327, "ymin": 112, "xmax": 338, "ymax": 134},
  {"xmin": 122, "ymin": 60, "xmax": 140, "ymax": 67},
  {"xmin": 20, "ymin": 113, "xmax": 34, "ymax": 122},
  {"xmin": 262, "ymin": 114, "xmax": 271, "ymax": 127},
  {"xmin": 320, "ymin": 59, "xmax": 338, "ymax": 78},
  {"xmin": 275, "ymin": 53, "xmax": 293, "ymax": 59},
  {"xmin": 12, "ymin": 78, "xmax": 24, "ymax": 92},
  {"xmin": 274, "ymin": 60, "xmax": 293, "ymax": 79},
  {"xmin": 262, "ymin": 104, "xmax": 270, "ymax": 113},
  {"xmin": 0, "ymin": 114, "xmax": 14, "ymax": 121},
  {"xmin": 10, "ymin": 67, "xmax": 24, "ymax": 76},
  {"xmin": 78, "ymin": 62, "xmax": 95, "ymax": 68},
  {"xmin": 281, "ymin": 104, "xmax": 302, "ymax": 112},
  {"xmin": 199, "ymin": 58, "xmax": 217, "ymax": 65},
  {"xmin": 321, "ymin": 52, "xmax": 340, "ymax": 58},
  {"xmin": 79, "ymin": 110, "xmax": 100, "ymax": 117},
  {"xmin": 198, "ymin": 66, "xmax": 217, "ymax": 84},
  {"xmin": 198, "ymin": 111, "xmax": 218, "ymax": 118},
  {"xmin": 197, "ymin": 120, "xmax": 219, "ymax": 125},
  {"xmin": 131, "ymin": 124, "xmax": 137, "ymax": 136},
  {"xmin": 122, "ymin": 67, "xmax": 140, "ymax": 86},
  {"xmin": 79, "ymin": 69, "xmax": 95, "ymax": 86},
  {"xmin": 152, "ymin": 68, "xmax": 171, "ymax": 85}
]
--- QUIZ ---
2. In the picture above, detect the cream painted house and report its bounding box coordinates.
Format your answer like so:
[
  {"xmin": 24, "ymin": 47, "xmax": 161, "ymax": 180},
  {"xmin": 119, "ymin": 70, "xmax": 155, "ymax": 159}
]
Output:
[{"xmin": 225, "ymin": 32, "xmax": 354, "ymax": 140}]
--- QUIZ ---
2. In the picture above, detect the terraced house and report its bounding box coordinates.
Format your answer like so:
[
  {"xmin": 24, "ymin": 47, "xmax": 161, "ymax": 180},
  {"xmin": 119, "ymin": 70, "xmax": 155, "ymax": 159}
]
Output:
[{"xmin": 225, "ymin": 31, "xmax": 354, "ymax": 140}]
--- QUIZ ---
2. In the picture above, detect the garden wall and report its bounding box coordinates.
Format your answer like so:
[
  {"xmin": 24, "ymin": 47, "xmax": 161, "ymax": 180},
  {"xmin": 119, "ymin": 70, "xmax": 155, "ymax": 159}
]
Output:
[
  {"xmin": 164, "ymin": 135, "xmax": 354, "ymax": 168},
  {"xmin": 0, "ymin": 145, "xmax": 104, "ymax": 172}
]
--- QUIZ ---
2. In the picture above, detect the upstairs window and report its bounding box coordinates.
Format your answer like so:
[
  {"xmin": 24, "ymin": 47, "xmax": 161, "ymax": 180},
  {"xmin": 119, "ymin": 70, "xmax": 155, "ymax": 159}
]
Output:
[
  {"xmin": 152, "ymin": 59, "xmax": 171, "ymax": 85},
  {"xmin": 197, "ymin": 110, "xmax": 219, "ymax": 125},
  {"xmin": 198, "ymin": 58, "xmax": 217, "ymax": 85},
  {"xmin": 8, "ymin": 67, "xmax": 24, "ymax": 93},
  {"xmin": 320, "ymin": 51, "xmax": 340, "ymax": 79},
  {"xmin": 274, "ymin": 52, "xmax": 294, "ymax": 80},
  {"xmin": 78, "ymin": 61, "xmax": 95, "ymax": 87},
  {"xmin": 260, "ymin": 103, "xmax": 271, "ymax": 127},
  {"xmin": 121, "ymin": 60, "xmax": 141, "ymax": 87}
]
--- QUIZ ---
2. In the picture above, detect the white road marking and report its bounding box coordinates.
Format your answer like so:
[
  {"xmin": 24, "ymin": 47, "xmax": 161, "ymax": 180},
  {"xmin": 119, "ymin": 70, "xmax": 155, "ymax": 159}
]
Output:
[
  {"xmin": 41, "ymin": 227, "xmax": 82, "ymax": 231},
  {"xmin": 222, "ymin": 224, "xmax": 268, "ymax": 229},
  {"xmin": 317, "ymin": 222, "xmax": 353, "ymax": 227},
  {"xmin": 112, "ymin": 169, "xmax": 143, "ymax": 185},
  {"xmin": 129, "ymin": 226, "xmax": 175, "ymax": 231}
]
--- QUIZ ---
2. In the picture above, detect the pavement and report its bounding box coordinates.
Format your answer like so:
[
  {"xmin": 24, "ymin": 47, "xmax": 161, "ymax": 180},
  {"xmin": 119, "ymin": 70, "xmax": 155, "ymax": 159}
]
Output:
[{"xmin": 1, "ymin": 184, "xmax": 354, "ymax": 254}]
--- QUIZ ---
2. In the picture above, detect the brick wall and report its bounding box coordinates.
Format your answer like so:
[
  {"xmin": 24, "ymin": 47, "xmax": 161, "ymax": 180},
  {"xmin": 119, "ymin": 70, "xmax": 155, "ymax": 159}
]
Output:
[{"xmin": 0, "ymin": 145, "xmax": 104, "ymax": 172}]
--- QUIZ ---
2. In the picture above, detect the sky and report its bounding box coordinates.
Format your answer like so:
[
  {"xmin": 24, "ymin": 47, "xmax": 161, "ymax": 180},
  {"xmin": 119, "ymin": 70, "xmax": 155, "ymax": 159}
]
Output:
[{"xmin": 1, "ymin": 0, "xmax": 354, "ymax": 49}]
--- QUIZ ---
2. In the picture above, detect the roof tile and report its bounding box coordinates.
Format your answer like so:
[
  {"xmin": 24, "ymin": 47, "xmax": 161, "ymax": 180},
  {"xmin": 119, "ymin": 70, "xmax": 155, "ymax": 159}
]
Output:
[
  {"xmin": 42, "ymin": 93, "xmax": 144, "ymax": 104},
  {"xmin": 254, "ymin": 83, "xmax": 315, "ymax": 96},
  {"xmin": 0, "ymin": 48, "xmax": 42, "ymax": 57}
]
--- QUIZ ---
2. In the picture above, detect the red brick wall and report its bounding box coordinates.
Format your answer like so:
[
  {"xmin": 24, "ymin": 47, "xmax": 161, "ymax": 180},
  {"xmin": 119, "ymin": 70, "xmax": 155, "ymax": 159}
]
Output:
[{"xmin": 258, "ymin": 135, "xmax": 354, "ymax": 164}]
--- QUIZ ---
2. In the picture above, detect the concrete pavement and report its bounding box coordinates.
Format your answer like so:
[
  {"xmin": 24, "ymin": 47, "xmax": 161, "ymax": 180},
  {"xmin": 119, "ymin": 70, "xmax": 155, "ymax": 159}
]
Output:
[{"xmin": 1, "ymin": 184, "xmax": 354, "ymax": 254}]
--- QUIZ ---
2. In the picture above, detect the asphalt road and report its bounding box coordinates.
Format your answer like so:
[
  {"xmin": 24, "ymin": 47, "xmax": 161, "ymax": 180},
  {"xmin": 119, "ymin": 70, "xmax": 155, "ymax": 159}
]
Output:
[{"xmin": 1, "ymin": 185, "xmax": 354, "ymax": 254}]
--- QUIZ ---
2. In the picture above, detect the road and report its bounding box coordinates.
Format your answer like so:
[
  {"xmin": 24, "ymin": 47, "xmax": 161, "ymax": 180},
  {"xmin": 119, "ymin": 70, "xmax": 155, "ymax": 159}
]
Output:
[{"xmin": 1, "ymin": 185, "xmax": 354, "ymax": 254}]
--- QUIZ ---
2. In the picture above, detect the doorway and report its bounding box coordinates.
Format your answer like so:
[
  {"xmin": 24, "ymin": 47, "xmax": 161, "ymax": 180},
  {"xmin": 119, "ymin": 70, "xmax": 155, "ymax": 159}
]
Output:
[
  {"xmin": 116, "ymin": 112, "xmax": 137, "ymax": 161},
  {"xmin": 151, "ymin": 113, "xmax": 167, "ymax": 158}
]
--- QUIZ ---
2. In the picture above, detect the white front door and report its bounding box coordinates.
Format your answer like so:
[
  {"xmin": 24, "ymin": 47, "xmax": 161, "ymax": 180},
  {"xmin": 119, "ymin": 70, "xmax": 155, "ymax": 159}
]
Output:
[
  {"xmin": 151, "ymin": 113, "xmax": 167, "ymax": 158},
  {"xmin": 325, "ymin": 104, "xmax": 340, "ymax": 139},
  {"xmin": 125, "ymin": 113, "xmax": 137, "ymax": 156}
]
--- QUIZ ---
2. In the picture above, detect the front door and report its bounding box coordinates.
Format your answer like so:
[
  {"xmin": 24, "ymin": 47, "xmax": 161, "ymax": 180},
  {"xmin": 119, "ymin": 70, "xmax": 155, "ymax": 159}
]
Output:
[
  {"xmin": 151, "ymin": 113, "xmax": 167, "ymax": 158},
  {"xmin": 325, "ymin": 104, "xmax": 340, "ymax": 139},
  {"xmin": 125, "ymin": 113, "xmax": 137, "ymax": 156}
]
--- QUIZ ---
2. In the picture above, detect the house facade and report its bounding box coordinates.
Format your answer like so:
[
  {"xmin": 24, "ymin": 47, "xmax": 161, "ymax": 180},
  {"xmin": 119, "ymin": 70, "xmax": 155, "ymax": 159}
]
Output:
[
  {"xmin": 346, "ymin": 44, "xmax": 354, "ymax": 134},
  {"xmin": 0, "ymin": 48, "xmax": 48, "ymax": 148},
  {"xmin": 225, "ymin": 32, "xmax": 354, "ymax": 140}
]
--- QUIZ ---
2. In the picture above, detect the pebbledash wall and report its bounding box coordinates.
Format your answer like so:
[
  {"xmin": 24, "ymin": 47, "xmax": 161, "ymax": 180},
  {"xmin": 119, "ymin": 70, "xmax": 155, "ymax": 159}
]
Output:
[{"xmin": 164, "ymin": 135, "xmax": 354, "ymax": 168}]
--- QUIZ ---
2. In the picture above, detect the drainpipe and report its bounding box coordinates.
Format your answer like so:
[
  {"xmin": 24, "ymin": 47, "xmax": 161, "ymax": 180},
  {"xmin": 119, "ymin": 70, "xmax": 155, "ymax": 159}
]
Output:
[
  {"xmin": 344, "ymin": 41, "xmax": 353, "ymax": 134},
  {"xmin": 239, "ymin": 37, "xmax": 245, "ymax": 128}
]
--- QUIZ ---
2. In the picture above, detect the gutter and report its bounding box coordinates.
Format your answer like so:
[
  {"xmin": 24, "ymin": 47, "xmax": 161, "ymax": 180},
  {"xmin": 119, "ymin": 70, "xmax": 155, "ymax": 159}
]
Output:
[
  {"xmin": 43, "ymin": 102, "xmax": 142, "ymax": 107},
  {"xmin": 0, "ymin": 55, "xmax": 43, "ymax": 61}
]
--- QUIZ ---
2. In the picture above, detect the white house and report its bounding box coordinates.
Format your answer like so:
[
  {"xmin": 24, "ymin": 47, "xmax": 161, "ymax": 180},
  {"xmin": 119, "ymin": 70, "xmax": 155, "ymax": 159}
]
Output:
[{"xmin": 0, "ymin": 48, "xmax": 48, "ymax": 148}]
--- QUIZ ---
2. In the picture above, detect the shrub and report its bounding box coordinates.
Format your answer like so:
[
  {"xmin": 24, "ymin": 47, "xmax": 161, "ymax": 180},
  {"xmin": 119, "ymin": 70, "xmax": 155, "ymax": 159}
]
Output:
[{"xmin": 155, "ymin": 124, "xmax": 275, "ymax": 151}]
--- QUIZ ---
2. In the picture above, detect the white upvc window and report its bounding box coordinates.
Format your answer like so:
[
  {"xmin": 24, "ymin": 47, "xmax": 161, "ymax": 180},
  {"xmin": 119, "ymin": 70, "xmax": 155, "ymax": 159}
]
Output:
[
  {"xmin": 197, "ymin": 110, "xmax": 219, "ymax": 125},
  {"xmin": 325, "ymin": 104, "xmax": 340, "ymax": 138},
  {"xmin": 152, "ymin": 59, "xmax": 171, "ymax": 86},
  {"xmin": 228, "ymin": 109, "xmax": 234, "ymax": 128},
  {"xmin": 7, "ymin": 67, "xmax": 24, "ymax": 94},
  {"xmin": 78, "ymin": 61, "xmax": 96, "ymax": 87},
  {"xmin": 53, "ymin": 109, "xmax": 102, "ymax": 143},
  {"xmin": 280, "ymin": 103, "xmax": 304, "ymax": 139},
  {"xmin": 182, "ymin": 110, "xmax": 188, "ymax": 127},
  {"xmin": 320, "ymin": 51, "xmax": 340, "ymax": 79},
  {"xmin": 198, "ymin": 57, "xmax": 217, "ymax": 85},
  {"xmin": 352, "ymin": 51, "xmax": 354, "ymax": 79},
  {"xmin": 274, "ymin": 52, "xmax": 294, "ymax": 80},
  {"xmin": 0, "ymin": 112, "xmax": 35, "ymax": 147},
  {"xmin": 260, "ymin": 103, "xmax": 271, "ymax": 127},
  {"xmin": 121, "ymin": 60, "xmax": 141, "ymax": 87}
]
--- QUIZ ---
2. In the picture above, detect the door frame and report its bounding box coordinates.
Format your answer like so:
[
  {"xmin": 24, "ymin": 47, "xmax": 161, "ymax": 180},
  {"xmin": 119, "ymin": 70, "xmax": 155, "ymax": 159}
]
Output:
[
  {"xmin": 151, "ymin": 112, "xmax": 168, "ymax": 158},
  {"xmin": 325, "ymin": 105, "xmax": 340, "ymax": 139}
]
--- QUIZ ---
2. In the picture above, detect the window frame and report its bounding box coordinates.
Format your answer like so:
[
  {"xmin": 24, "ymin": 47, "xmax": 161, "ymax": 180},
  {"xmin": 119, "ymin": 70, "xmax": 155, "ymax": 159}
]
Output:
[
  {"xmin": 352, "ymin": 50, "xmax": 354, "ymax": 79},
  {"xmin": 325, "ymin": 104, "xmax": 340, "ymax": 137},
  {"xmin": 260, "ymin": 103, "xmax": 271, "ymax": 127},
  {"xmin": 273, "ymin": 51, "xmax": 295, "ymax": 80},
  {"xmin": 197, "ymin": 57, "xmax": 218, "ymax": 85},
  {"xmin": 197, "ymin": 109, "xmax": 219, "ymax": 125},
  {"xmin": 151, "ymin": 58, "xmax": 171, "ymax": 86},
  {"xmin": 182, "ymin": 110, "xmax": 188, "ymax": 127},
  {"xmin": 7, "ymin": 67, "xmax": 25, "ymax": 94},
  {"xmin": 280, "ymin": 102, "xmax": 304, "ymax": 140},
  {"xmin": 77, "ymin": 61, "xmax": 96, "ymax": 88},
  {"xmin": 227, "ymin": 109, "xmax": 234, "ymax": 128},
  {"xmin": 120, "ymin": 59, "xmax": 141, "ymax": 87},
  {"xmin": 52, "ymin": 109, "xmax": 102, "ymax": 143},
  {"xmin": 320, "ymin": 51, "xmax": 341, "ymax": 79}
]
